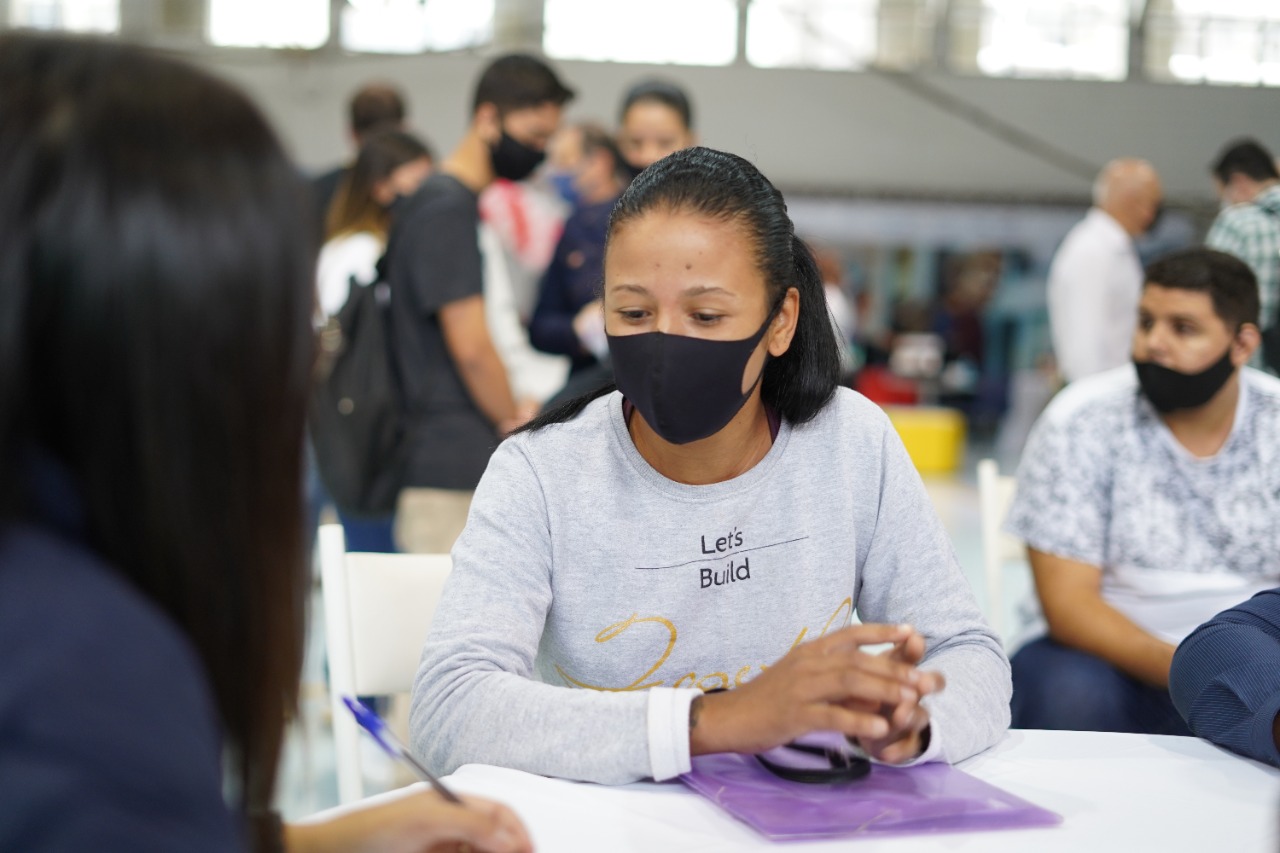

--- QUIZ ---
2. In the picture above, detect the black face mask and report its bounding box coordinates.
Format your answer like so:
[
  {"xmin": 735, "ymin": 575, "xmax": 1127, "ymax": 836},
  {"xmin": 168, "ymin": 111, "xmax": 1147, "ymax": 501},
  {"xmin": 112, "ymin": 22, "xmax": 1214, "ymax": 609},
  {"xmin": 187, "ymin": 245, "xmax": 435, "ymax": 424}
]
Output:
[
  {"xmin": 1134, "ymin": 347, "xmax": 1236, "ymax": 414},
  {"xmin": 622, "ymin": 159, "xmax": 646, "ymax": 183},
  {"xmin": 608, "ymin": 313, "xmax": 774, "ymax": 445},
  {"xmin": 490, "ymin": 130, "xmax": 545, "ymax": 182}
]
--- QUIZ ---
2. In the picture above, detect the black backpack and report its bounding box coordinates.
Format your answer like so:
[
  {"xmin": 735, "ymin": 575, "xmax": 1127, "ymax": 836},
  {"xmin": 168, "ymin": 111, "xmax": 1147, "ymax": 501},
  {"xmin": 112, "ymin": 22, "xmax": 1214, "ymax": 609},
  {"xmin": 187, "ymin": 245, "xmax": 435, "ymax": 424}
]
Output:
[{"xmin": 309, "ymin": 265, "xmax": 406, "ymax": 517}]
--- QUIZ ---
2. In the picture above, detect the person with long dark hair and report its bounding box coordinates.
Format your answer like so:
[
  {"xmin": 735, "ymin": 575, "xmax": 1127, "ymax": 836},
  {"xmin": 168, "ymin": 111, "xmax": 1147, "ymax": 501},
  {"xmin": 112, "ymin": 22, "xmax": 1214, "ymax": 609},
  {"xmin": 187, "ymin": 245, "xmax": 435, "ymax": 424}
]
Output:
[
  {"xmin": 318, "ymin": 129, "xmax": 433, "ymax": 318},
  {"xmin": 410, "ymin": 147, "xmax": 1010, "ymax": 785},
  {"xmin": 0, "ymin": 33, "xmax": 529, "ymax": 853}
]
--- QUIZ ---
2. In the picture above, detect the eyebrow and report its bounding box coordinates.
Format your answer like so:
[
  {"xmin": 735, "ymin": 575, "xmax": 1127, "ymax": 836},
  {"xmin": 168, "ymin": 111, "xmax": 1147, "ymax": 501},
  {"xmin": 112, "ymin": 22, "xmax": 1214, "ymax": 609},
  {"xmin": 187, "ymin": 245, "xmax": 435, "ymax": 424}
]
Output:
[
  {"xmin": 607, "ymin": 283, "xmax": 739, "ymax": 299},
  {"xmin": 1139, "ymin": 309, "xmax": 1203, "ymax": 324}
]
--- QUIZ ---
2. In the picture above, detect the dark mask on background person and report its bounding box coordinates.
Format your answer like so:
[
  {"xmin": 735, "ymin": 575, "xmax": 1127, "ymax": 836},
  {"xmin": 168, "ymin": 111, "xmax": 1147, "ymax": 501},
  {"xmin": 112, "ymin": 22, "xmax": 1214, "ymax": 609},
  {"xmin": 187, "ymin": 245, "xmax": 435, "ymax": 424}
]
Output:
[
  {"xmin": 491, "ymin": 130, "xmax": 546, "ymax": 182},
  {"xmin": 622, "ymin": 159, "xmax": 646, "ymax": 183},
  {"xmin": 608, "ymin": 311, "xmax": 776, "ymax": 445},
  {"xmin": 1133, "ymin": 347, "xmax": 1235, "ymax": 413}
]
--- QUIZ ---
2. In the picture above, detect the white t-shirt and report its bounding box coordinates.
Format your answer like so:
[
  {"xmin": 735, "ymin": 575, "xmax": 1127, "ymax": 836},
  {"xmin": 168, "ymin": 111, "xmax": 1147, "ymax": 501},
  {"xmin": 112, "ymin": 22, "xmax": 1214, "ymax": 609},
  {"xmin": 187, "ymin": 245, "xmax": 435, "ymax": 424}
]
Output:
[
  {"xmin": 316, "ymin": 231, "xmax": 382, "ymax": 318},
  {"xmin": 1005, "ymin": 365, "xmax": 1280, "ymax": 645},
  {"xmin": 1046, "ymin": 208, "xmax": 1143, "ymax": 383}
]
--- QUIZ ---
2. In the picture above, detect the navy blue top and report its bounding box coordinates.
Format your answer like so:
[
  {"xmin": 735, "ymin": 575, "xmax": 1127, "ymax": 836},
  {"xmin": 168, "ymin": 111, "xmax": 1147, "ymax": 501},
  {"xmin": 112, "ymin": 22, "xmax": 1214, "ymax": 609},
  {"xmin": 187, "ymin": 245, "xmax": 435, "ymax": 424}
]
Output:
[
  {"xmin": 1169, "ymin": 587, "xmax": 1280, "ymax": 767},
  {"xmin": 0, "ymin": 470, "xmax": 242, "ymax": 850},
  {"xmin": 529, "ymin": 195, "xmax": 618, "ymax": 375}
]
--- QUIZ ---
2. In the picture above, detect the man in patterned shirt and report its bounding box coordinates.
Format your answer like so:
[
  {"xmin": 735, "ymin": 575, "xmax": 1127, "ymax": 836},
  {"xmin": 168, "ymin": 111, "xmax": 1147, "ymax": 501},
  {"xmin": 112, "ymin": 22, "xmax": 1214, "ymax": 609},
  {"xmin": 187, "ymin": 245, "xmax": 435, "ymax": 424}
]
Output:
[
  {"xmin": 1004, "ymin": 247, "xmax": 1280, "ymax": 734},
  {"xmin": 1206, "ymin": 139, "xmax": 1280, "ymax": 372}
]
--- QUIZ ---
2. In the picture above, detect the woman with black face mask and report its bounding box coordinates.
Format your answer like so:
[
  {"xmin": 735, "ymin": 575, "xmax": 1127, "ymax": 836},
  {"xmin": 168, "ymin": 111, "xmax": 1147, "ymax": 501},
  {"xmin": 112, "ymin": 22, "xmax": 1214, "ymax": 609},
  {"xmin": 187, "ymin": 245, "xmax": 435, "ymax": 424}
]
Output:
[{"xmin": 409, "ymin": 147, "xmax": 1011, "ymax": 787}]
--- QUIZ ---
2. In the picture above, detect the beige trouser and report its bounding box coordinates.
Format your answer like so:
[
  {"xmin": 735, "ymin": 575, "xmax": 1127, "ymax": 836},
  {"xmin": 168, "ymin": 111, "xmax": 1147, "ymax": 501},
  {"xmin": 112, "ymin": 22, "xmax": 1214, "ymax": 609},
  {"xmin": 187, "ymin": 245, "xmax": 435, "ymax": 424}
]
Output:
[{"xmin": 393, "ymin": 487, "xmax": 473, "ymax": 554}]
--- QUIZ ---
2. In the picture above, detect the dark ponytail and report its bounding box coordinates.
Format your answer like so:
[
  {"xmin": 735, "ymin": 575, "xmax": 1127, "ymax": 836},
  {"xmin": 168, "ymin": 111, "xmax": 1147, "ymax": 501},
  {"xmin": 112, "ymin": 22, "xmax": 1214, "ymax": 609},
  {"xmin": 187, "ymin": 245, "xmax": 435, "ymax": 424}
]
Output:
[
  {"xmin": 521, "ymin": 147, "xmax": 840, "ymax": 433},
  {"xmin": 513, "ymin": 380, "xmax": 616, "ymax": 436},
  {"xmin": 763, "ymin": 233, "xmax": 840, "ymax": 424}
]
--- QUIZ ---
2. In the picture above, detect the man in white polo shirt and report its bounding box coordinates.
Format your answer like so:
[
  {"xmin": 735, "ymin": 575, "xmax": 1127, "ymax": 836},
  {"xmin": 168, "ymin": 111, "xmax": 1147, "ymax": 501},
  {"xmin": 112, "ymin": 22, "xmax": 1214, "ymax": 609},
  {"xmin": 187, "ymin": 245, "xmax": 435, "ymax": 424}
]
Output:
[{"xmin": 1006, "ymin": 246, "xmax": 1280, "ymax": 733}]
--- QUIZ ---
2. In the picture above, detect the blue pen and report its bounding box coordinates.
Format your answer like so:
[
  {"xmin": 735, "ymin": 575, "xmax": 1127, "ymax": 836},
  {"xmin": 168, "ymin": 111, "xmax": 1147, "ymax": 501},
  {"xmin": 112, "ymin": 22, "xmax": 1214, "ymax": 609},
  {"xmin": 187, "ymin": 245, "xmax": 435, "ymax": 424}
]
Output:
[{"xmin": 342, "ymin": 695, "xmax": 464, "ymax": 805}]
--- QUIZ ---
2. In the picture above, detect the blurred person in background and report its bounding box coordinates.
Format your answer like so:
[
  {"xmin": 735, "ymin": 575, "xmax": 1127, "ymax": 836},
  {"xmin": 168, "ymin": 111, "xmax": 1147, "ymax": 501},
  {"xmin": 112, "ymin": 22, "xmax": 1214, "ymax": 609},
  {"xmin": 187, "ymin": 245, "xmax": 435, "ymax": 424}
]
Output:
[
  {"xmin": 1205, "ymin": 138, "xmax": 1280, "ymax": 372},
  {"xmin": 812, "ymin": 242, "xmax": 860, "ymax": 382},
  {"xmin": 616, "ymin": 78, "xmax": 697, "ymax": 179},
  {"xmin": 1047, "ymin": 158, "xmax": 1163, "ymax": 383},
  {"xmin": 386, "ymin": 54, "xmax": 573, "ymax": 554},
  {"xmin": 311, "ymin": 82, "xmax": 408, "ymax": 233},
  {"xmin": 537, "ymin": 80, "xmax": 700, "ymax": 408},
  {"xmin": 317, "ymin": 129, "xmax": 433, "ymax": 319},
  {"xmin": 313, "ymin": 129, "xmax": 433, "ymax": 553},
  {"xmin": 529, "ymin": 123, "xmax": 630, "ymax": 376}
]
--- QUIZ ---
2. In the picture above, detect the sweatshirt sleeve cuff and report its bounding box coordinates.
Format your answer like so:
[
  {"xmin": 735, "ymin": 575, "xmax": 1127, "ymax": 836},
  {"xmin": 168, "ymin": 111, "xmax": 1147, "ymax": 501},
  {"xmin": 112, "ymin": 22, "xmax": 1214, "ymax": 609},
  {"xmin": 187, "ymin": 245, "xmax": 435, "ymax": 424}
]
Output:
[{"xmin": 647, "ymin": 687, "xmax": 701, "ymax": 781}]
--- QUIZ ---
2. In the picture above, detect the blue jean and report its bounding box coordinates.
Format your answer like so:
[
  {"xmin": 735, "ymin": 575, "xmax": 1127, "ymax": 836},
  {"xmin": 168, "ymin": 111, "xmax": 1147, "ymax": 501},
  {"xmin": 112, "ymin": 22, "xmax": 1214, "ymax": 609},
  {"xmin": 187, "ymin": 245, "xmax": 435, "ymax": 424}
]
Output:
[{"xmin": 1011, "ymin": 636, "xmax": 1190, "ymax": 735}]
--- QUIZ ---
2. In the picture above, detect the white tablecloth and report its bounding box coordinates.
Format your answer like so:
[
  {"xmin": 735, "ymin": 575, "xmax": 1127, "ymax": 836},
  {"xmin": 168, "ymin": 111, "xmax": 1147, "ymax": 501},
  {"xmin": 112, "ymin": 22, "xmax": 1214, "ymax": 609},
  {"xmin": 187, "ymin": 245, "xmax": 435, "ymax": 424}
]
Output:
[{"xmin": 316, "ymin": 730, "xmax": 1280, "ymax": 851}]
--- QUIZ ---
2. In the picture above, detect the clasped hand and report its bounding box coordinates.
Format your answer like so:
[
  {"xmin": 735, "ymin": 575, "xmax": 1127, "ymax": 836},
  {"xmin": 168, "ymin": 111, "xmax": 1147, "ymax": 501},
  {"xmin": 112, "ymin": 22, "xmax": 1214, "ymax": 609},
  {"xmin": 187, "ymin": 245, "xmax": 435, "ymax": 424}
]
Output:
[{"xmin": 690, "ymin": 623, "xmax": 944, "ymax": 765}]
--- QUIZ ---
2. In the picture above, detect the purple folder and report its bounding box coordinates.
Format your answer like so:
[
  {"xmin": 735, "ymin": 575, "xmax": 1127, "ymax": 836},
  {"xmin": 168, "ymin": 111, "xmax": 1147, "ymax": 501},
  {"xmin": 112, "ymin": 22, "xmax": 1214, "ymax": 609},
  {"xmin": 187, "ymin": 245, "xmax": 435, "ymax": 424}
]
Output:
[{"xmin": 680, "ymin": 752, "xmax": 1062, "ymax": 841}]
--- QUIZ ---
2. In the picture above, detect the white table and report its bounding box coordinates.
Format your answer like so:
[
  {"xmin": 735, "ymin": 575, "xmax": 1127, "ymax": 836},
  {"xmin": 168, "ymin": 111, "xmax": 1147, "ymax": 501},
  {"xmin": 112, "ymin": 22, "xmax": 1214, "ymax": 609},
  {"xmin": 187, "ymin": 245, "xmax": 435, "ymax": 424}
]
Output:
[{"xmin": 317, "ymin": 731, "xmax": 1280, "ymax": 851}]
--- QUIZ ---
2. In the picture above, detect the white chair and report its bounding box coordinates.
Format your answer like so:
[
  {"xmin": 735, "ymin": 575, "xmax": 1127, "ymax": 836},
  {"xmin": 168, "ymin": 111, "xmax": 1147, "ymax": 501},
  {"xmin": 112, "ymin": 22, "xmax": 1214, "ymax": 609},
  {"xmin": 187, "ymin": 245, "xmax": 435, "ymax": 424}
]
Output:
[
  {"xmin": 976, "ymin": 458, "xmax": 1025, "ymax": 645},
  {"xmin": 317, "ymin": 523, "xmax": 452, "ymax": 804}
]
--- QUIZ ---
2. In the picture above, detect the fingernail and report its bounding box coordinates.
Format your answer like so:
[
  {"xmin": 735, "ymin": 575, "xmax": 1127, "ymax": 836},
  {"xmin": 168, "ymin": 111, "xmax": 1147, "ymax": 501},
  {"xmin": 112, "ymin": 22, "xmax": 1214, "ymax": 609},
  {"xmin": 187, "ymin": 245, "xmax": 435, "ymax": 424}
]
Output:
[
  {"xmin": 871, "ymin": 718, "xmax": 889, "ymax": 737},
  {"xmin": 901, "ymin": 687, "xmax": 917, "ymax": 703},
  {"xmin": 906, "ymin": 668, "xmax": 920, "ymax": 684}
]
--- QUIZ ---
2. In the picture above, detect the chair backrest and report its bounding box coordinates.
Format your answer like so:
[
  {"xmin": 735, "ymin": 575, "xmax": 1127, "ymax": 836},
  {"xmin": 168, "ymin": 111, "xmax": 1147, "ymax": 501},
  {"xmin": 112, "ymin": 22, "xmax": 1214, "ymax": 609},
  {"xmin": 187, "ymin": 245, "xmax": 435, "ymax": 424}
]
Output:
[
  {"xmin": 318, "ymin": 523, "xmax": 452, "ymax": 803},
  {"xmin": 976, "ymin": 458, "xmax": 1024, "ymax": 644}
]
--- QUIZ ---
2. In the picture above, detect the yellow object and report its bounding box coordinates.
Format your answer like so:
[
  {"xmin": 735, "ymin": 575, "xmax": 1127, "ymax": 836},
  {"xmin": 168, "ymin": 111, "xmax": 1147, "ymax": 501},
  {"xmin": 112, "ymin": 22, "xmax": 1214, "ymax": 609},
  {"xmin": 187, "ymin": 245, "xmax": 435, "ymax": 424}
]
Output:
[{"xmin": 883, "ymin": 406, "xmax": 966, "ymax": 475}]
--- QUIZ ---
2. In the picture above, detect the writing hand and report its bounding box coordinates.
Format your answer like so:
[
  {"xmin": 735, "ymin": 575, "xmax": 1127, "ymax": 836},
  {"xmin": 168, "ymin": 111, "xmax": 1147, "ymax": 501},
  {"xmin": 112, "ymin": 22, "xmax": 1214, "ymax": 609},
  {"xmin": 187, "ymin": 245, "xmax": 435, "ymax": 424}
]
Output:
[{"xmin": 286, "ymin": 790, "xmax": 533, "ymax": 853}]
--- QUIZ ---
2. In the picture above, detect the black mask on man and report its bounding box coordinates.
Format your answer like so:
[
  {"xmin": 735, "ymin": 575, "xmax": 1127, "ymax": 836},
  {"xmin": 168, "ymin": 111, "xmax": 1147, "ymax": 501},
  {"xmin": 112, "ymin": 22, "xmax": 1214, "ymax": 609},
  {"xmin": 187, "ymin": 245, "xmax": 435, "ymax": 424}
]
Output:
[
  {"xmin": 1133, "ymin": 347, "xmax": 1235, "ymax": 413},
  {"xmin": 491, "ymin": 131, "xmax": 545, "ymax": 182},
  {"xmin": 608, "ymin": 314, "xmax": 775, "ymax": 445}
]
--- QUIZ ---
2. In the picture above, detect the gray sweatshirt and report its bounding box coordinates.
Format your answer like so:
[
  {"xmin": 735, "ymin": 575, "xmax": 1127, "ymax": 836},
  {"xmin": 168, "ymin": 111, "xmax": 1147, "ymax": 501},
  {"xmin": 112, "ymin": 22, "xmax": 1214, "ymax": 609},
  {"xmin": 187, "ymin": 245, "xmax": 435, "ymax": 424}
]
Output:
[{"xmin": 410, "ymin": 389, "xmax": 1010, "ymax": 784}]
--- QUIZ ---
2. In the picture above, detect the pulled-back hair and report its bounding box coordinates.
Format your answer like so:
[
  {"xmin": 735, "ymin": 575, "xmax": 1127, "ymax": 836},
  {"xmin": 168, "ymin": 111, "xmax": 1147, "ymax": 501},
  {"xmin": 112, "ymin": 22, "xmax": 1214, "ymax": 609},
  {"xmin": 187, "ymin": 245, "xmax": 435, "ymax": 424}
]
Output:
[
  {"xmin": 326, "ymin": 128, "xmax": 432, "ymax": 240},
  {"xmin": 521, "ymin": 146, "xmax": 839, "ymax": 433},
  {"xmin": 1144, "ymin": 247, "xmax": 1260, "ymax": 329},
  {"xmin": 619, "ymin": 78, "xmax": 694, "ymax": 130},
  {"xmin": 0, "ymin": 33, "xmax": 314, "ymax": 821}
]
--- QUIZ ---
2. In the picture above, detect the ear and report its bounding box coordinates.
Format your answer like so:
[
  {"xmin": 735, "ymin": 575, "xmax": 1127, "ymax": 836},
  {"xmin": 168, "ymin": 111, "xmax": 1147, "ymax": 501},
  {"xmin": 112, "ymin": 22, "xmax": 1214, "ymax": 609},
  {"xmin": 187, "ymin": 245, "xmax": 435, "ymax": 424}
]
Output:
[
  {"xmin": 767, "ymin": 287, "xmax": 801, "ymax": 357},
  {"xmin": 474, "ymin": 102, "xmax": 501, "ymax": 145},
  {"xmin": 1232, "ymin": 323, "xmax": 1262, "ymax": 367}
]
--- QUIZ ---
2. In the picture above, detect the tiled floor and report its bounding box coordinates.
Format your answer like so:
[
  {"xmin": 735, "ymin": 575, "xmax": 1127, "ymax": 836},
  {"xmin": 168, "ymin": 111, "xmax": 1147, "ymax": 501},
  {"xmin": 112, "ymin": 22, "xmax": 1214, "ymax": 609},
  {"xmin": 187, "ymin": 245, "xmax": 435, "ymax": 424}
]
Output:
[{"xmin": 276, "ymin": 448, "xmax": 1032, "ymax": 818}]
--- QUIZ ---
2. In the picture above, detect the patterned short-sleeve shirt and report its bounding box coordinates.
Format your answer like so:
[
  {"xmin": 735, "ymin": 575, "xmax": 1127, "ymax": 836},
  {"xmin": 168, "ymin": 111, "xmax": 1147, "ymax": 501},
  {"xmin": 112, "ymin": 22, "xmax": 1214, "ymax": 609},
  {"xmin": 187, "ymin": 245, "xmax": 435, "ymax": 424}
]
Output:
[
  {"xmin": 1206, "ymin": 185, "xmax": 1280, "ymax": 331},
  {"xmin": 1005, "ymin": 365, "xmax": 1280, "ymax": 644}
]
